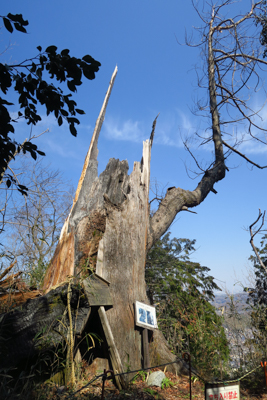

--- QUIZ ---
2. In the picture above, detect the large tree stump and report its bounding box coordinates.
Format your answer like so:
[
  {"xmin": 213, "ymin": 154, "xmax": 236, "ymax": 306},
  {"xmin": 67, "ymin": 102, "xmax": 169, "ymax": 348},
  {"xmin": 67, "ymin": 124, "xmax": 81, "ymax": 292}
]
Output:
[
  {"xmin": 41, "ymin": 67, "xmax": 184, "ymax": 381},
  {"xmin": 0, "ymin": 67, "xmax": 186, "ymax": 385}
]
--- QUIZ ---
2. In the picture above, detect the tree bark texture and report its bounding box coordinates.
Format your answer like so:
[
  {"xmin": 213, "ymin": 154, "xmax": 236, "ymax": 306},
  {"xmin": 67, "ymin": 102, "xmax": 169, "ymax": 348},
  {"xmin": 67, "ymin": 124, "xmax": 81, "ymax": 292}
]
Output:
[
  {"xmin": 40, "ymin": 65, "xmax": 223, "ymax": 378},
  {"xmin": 42, "ymin": 137, "xmax": 157, "ymax": 377},
  {"xmin": 1, "ymin": 65, "xmax": 225, "ymax": 381},
  {"xmin": 41, "ymin": 106, "xmax": 184, "ymax": 377},
  {"xmin": 40, "ymin": 68, "xmax": 162, "ymax": 378}
]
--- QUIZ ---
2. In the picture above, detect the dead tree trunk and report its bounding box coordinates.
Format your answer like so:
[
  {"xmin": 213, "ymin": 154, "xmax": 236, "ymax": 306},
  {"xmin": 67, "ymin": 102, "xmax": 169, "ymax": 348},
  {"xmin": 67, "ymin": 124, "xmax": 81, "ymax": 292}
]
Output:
[
  {"xmin": 3, "ymin": 3, "xmax": 267, "ymax": 385},
  {"xmin": 41, "ymin": 67, "xmax": 184, "ymax": 380},
  {"xmin": 0, "ymin": 63, "xmax": 227, "ymax": 384}
]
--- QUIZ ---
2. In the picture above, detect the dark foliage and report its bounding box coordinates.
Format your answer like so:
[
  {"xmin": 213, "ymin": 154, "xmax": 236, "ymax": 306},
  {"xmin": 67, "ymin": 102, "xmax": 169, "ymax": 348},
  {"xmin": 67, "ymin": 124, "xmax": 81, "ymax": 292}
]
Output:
[
  {"xmin": 146, "ymin": 233, "xmax": 220, "ymax": 304},
  {"xmin": 146, "ymin": 233, "xmax": 229, "ymax": 378},
  {"xmin": 0, "ymin": 13, "xmax": 100, "ymax": 193}
]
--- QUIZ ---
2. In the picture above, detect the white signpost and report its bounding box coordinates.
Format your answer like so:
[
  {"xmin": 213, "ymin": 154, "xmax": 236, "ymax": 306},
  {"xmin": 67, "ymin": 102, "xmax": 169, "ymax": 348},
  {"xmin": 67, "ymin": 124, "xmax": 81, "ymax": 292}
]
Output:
[
  {"xmin": 205, "ymin": 382, "xmax": 240, "ymax": 400},
  {"xmin": 135, "ymin": 301, "xmax": 158, "ymax": 330},
  {"xmin": 135, "ymin": 301, "xmax": 158, "ymax": 369}
]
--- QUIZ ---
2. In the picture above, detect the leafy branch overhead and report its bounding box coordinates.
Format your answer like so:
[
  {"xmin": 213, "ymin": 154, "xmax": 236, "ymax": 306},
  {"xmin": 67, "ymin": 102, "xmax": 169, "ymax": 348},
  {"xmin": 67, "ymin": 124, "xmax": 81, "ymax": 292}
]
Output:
[
  {"xmin": 0, "ymin": 13, "xmax": 101, "ymax": 190},
  {"xmin": 1, "ymin": 13, "xmax": 29, "ymax": 34}
]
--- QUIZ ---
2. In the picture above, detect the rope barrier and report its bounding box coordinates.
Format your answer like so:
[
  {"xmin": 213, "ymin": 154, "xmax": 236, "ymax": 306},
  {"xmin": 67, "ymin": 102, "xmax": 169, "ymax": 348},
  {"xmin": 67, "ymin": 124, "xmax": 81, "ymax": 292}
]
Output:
[
  {"xmin": 176, "ymin": 355, "xmax": 206, "ymax": 383},
  {"xmin": 69, "ymin": 357, "xmax": 263, "ymax": 398},
  {"xmin": 113, "ymin": 360, "xmax": 184, "ymax": 378},
  {"xmin": 70, "ymin": 374, "xmax": 104, "ymax": 397},
  {"xmin": 210, "ymin": 364, "xmax": 262, "ymax": 385},
  {"xmin": 69, "ymin": 359, "xmax": 185, "ymax": 397}
]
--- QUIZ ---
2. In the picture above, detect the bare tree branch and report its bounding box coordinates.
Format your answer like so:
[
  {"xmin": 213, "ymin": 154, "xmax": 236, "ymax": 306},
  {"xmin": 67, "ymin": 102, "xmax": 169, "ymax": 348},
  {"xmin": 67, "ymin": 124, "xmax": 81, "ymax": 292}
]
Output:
[
  {"xmin": 148, "ymin": 0, "xmax": 267, "ymax": 249},
  {"xmin": 0, "ymin": 158, "xmax": 73, "ymax": 285},
  {"xmin": 222, "ymin": 140, "xmax": 267, "ymax": 169}
]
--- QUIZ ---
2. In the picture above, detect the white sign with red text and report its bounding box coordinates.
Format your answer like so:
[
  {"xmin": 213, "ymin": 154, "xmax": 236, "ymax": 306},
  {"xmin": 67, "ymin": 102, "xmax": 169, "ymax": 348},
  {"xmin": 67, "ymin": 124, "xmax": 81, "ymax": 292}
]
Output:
[{"xmin": 205, "ymin": 383, "xmax": 240, "ymax": 400}]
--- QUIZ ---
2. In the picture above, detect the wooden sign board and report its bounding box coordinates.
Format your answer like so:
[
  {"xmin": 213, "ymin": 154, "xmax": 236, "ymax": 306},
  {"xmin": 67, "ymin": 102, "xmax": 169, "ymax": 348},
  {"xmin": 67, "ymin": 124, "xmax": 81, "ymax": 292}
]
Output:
[
  {"xmin": 83, "ymin": 274, "xmax": 113, "ymax": 306},
  {"xmin": 135, "ymin": 301, "xmax": 158, "ymax": 330},
  {"xmin": 205, "ymin": 381, "xmax": 240, "ymax": 400}
]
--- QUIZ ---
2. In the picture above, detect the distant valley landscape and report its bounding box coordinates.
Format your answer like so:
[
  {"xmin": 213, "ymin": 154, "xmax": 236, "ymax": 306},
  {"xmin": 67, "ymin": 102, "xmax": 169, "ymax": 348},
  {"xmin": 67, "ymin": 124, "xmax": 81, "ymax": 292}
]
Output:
[{"xmin": 213, "ymin": 292, "xmax": 249, "ymax": 313}]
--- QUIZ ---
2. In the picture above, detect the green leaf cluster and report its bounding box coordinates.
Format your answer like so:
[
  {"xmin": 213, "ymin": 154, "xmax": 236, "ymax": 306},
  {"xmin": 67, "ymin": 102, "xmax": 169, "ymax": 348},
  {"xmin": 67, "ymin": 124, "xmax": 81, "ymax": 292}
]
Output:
[
  {"xmin": 146, "ymin": 233, "xmax": 229, "ymax": 379},
  {"xmin": 161, "ymin": 377, "xmax": 173, "ymax": 389},
  {"xmin": 0, "ymin": 14, "xmax": 100, "ymax": 192}
]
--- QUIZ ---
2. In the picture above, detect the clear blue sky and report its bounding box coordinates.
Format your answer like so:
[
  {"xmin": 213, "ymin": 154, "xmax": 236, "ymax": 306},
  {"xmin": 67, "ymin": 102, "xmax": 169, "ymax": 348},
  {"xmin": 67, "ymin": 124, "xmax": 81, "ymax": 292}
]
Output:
[{"xmin": 1, "ymin": 0, "xmax": 266, "ymax": 293}]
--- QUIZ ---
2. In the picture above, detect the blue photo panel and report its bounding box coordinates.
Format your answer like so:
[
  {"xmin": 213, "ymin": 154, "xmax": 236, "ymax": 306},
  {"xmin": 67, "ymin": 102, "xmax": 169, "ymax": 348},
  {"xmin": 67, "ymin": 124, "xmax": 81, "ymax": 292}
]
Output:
[
  {"xmin": 146, "ymin": 311, "xmax": 154, "ymax": 325},
  {"xmin": 139, "ymin": 307, "xmax": 146, "ymax": 323},
  {"xmin": 135, "ymin": 301, "xmax": 157, "ymax": 329}
]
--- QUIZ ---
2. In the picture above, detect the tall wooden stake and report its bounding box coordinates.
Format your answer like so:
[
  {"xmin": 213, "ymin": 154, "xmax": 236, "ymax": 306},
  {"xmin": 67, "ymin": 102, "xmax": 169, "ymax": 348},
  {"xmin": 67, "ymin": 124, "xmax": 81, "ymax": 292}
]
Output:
[{"xmin": 142, "ymin": 329, "xmax": 150, "ymax": 370}]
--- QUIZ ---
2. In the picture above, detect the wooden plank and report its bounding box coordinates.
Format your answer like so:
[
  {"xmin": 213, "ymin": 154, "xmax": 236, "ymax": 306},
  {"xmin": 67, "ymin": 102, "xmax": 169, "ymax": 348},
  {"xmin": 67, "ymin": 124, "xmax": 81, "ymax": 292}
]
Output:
[
  {"xmin": 98, "ymin": 306, "xmax": 126, "ymax": 389},
  {"xmin": 142, "ymin": 328, "xmax": 150, "ymax": 369},
  {"xmin": 83, "ymin": 275, "xmax": 113, "ymax": 306},
  {"xmin": 94, "ymin": 273, "xmax": 110, "ymax": 285}
]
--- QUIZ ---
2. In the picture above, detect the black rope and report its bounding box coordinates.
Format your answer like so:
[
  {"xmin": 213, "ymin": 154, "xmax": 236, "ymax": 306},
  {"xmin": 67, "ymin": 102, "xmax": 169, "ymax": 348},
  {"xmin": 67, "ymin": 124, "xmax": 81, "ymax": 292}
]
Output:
[
  {"xmin": 176, "ymin": 356, "xmax": 206, "ymax": 383},
  {"xmin": 69, "ymin": 357, "xmax": 262, "ymax": 397},
  {"xmin": 70, "ymin": 373, "xmax": 104, "ymax": 398},
  {"xmin": 113, "ymin": 359, "xmax": 183, "ymax": 378},
  {"xmin": 69, "ymin": 359, "xmax": 182, "ymax": 397}
]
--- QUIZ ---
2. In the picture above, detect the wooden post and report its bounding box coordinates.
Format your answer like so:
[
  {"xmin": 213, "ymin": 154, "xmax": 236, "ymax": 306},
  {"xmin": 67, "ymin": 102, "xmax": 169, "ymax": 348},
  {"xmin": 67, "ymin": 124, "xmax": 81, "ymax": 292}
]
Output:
[
  {"xmin": 98, "ymin": 306, "xmax": 126, "ymax": 389},
  {"xmin": 142, "ymin": 328, "xmax": 150, "ymax": 370}
]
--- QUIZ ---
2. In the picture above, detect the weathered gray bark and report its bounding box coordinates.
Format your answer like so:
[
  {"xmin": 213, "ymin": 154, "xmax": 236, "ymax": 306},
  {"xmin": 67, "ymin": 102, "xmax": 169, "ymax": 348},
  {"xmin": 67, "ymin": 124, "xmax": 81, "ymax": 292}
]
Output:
[
  {"xmin": 40, "ymin": 81, "xmax": 186, "ymax": 380},
  {"xmin": 0, "ymin": 59, "xmax": 227, "ymax": 383},
  {"xmin": 42, "ymin": 131, "xmax": 181, "ymax": 380}
]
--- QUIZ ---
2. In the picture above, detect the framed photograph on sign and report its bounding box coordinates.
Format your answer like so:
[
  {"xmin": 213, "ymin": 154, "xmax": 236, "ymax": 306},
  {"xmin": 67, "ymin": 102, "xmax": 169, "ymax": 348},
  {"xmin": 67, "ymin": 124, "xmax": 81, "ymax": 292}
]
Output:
[{"xmin": 135, "ymin": 301, "xmax": 158, "ymax": 330}]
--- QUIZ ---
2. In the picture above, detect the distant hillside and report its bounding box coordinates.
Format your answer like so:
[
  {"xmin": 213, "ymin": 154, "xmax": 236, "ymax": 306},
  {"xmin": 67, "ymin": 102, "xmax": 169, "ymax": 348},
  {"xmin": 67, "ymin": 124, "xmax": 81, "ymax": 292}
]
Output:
[{"xmin": 212, "ymin": 292, "xmax": 249, "ymax": 313}]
